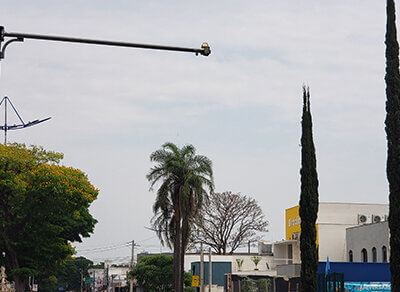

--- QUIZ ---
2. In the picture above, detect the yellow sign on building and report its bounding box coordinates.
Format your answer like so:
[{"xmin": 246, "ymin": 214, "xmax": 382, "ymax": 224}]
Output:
[
  {"xmin": 192, "ymin": 275, "xmax": 199, "ymax": 287},
  {"xmin": 286, "ymin": 205, "xmax": 301, "ymax": 240},
  {"xmin": 285, "ymin": 205, "xmax": 319, "ymax": 244}
]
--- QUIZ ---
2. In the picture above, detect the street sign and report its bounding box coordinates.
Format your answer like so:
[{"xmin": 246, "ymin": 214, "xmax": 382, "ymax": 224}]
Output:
[
  {"xmin": 192, "ymin": 275, "xmax": 199, "ymax": 287},
  {"xmin": 96, "ymin": 277, "xmax": 103, "ymax": 288},
  {"xmin": 84, "ymin": 277, "xmax": 94, "ymax": 284}
]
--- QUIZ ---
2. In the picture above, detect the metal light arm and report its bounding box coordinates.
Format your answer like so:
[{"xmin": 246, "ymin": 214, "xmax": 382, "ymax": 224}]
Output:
[
  {"xmin": 0, "ymin": 37, "xmax": 24, "ymax": 59},
  {"xmin": 0, "ymin": 25, "xmax": 211, "ymax": 59}
]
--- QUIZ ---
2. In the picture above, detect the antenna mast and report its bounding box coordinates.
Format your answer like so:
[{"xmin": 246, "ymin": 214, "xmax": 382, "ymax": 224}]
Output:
[{"xmin": 0, "ymin": 96, "xmax": 51, "ymax": 144}]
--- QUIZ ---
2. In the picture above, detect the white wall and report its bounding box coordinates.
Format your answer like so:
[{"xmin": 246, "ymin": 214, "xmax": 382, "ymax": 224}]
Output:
[
  {"xmin": 317, "ymin": 203, "xmax": 389, "ymax": 261},
  {"xmin": 318, "ymin": 224, "xmax": 348, "ymax": 261},
  {"xmin": 346, "ymin": 221, "xmax": 390, "ymax": 262},
  {"xmin": 88, "ymin": 266, "xmax": 129, "ymax": 289},
  {"xmin": 184, "ymin": 253, "xmax": 275, "ymax": 273},
  {"xmin": 273, "ymin": 240, "xmax": 300, "ymax": 265},
  {"xmin": 317, "ymin": 203, "xmax": 388, "ymax": 225}
]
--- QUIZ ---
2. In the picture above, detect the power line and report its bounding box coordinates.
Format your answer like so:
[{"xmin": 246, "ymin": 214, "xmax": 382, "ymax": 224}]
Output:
[
  {"xmin": 75, "ymin": 236, "xmax": 160, "ymax": 255},
  {"xmin": 136, "ymin": 235, "xmax": 158, "ymax": 244},
  {"xmin": 76, "ymin": 242, "xmax": 130, "ymax": 254}
]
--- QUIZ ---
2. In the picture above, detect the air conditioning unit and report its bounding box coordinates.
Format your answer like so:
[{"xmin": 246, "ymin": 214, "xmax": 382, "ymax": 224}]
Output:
[
  {"xmin": 358, "ymin": 214, "xmax": 371, "ymax": 225},
  {"xmin": 372, "ymin": 215, "xmax": 387, "ymax": 223}
]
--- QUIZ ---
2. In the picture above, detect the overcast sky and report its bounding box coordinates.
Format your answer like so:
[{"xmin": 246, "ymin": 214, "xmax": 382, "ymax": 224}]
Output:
[{"xmin": 0, "ymin": 1, "xmax": 392, "ymax": 264}]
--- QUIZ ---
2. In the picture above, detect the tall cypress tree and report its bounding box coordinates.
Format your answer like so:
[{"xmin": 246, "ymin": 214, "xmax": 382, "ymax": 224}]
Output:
[
  {"xmin": 385, "ymin": 1, "xmax": 400, "ymax": 289},
  {"xmin": 299, "ymin": 86, "xmax": 319, "ymax": 292}
]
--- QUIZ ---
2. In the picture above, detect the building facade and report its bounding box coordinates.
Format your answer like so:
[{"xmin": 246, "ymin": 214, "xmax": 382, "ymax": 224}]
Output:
[
  {"xmin": 346, "ymin": 221, "xmax": 390, "ymax": 263},
  {"xmin": 285, "ymin": 202, "xmax": 389, "ymax": 262}
]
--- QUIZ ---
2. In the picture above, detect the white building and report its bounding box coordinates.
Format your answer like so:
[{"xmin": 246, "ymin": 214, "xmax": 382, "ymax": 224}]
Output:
[
  {"xmin": 346, "ymin": 220, "xmax": 390, "ymax": 263},
  {"xmin": 88, "ymin": 261, "xmax": 130, "ymax": 291},
  {"xmin": 284, "ymin": 202, "xmax": 389, "ymax": 262}
]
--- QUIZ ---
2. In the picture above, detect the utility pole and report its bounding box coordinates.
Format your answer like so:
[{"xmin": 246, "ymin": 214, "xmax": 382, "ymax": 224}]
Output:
[
  {"xmin": 200, "ymin": 243, "xmax": 204, "ymax": 292},
  {"xmin": 80, "ymin": 268, "xmax": 83, "ymax": 292},
  {"xmin": 129, "ymin": 240, "xmax": 137, "ymax": 292},
  {"xmin": 4, "ymin": 96, "xmax": 6, "ymax": 145},
  {"xmin": 92, "ymin": 270, "xmax": 95, "ymax": 292},
  {"xmin": 129, "ymin": 240, "xmax": 134, "ymax": 292},
  {"xmin": 130, "ymin": 240, "xmax": 135, "ymax": 267},
  {"xmin": 104, "ymin": 261, "xmax": 110, "ymax": 292},
  {"xmin": 208, "ymin": 248, "xmax": 212, "ymax": 292}
]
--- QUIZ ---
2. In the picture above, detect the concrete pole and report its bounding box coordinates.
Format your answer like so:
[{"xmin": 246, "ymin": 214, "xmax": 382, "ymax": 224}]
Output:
[
  {"xmin": 92, "ymin": 270, "xmax": 95, "ymax": 292},
  {"xmin": 129, "ymin": 240, "xmax": 134, "ymax": 292},
  {"xmin": 80, "ymin": 268, "xmax": 83, "ymax": 292},
  {"xmin": 208, "ymin": 248, "xmax": 212, "ymax": 292},
  {"xmin": 200, "ymin": 243, "xmax": 204, "ymax": 292}
]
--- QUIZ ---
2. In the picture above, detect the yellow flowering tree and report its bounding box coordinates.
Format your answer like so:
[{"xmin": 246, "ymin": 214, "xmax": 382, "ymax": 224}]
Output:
[{"xmin": 0, "ymin": 144, "xmax": 98, "ymax": 292}]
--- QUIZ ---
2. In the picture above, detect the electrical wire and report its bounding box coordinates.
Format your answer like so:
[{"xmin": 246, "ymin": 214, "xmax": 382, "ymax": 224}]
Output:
[
  {"xmin": 75, "ymin": 241, "xmax": 130, "ymax": 254},
  {"xmin": 136, "ymin": 235, "xmax": 158, "ymax": 244}
]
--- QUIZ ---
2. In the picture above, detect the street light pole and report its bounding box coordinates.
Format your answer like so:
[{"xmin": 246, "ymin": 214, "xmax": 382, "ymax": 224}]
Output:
[{"xmin": 0, "ymin": 25, "xmax": 211, "ymax": 60}]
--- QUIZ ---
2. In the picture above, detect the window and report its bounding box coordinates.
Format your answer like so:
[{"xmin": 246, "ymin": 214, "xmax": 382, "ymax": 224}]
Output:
[
  {"xmin": 348, "ymin": 250, "xmax": 353, "ymax": 262},
  {"xmin": 372, "ymin": 247, "xmax": 377, "ymax": 262},
  {"xmin": 382, "ymin": 246, "xmax": 387, "ymax": 263},
  {"xmin": 361, "ymin": 248, "xmax": 368, "ymax": 263},
  {"xmin": 288, "ymin": 244, "xmax": 293, "ymax": 264}
]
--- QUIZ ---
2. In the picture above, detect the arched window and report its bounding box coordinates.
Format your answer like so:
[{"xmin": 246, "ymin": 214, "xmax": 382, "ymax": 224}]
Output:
[
  {"xmin": 348, "ymin": 250, "xmax": 353, "ymax": 262},
  {"xmin": 361, "ymin": 248, "xmax": 368, "ymax": 263},
  {"xmin": 382, "ymin": 246, "xmax": 387, "ymax": 263},
  {"xmin": 372, "ymin": 247, "xmax": 377, "ymax": 262}
]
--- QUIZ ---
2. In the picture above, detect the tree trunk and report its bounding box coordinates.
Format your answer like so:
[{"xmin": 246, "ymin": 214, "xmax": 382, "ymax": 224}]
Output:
[
  {"xmin": 2, "ymin": 229, "xmax": 26, "ymax": 292},
  {"xmin": 181, "ymin": 218, "xmax": 187, "ymax": 292},
  {"xmin": 13, "ymin": 275, "xmax": 26, "ymax": 292},
  {"xmin": 173, "ymin": 219, "xmax": 182, "ymax": 292}
]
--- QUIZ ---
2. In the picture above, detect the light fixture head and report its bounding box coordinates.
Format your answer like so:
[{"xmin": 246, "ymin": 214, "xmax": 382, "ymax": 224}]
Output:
[{"xmin": 201, "ymin": 42, "xmax": 211, "ymax": 56}]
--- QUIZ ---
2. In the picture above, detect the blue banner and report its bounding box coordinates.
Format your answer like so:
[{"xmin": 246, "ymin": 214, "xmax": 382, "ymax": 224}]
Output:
[{"xmin": 344, "ymin": 282, "xmax": 391, "ymax": 291}]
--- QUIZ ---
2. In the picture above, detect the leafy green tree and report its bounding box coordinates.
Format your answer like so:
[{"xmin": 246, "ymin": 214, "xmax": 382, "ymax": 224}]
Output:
[
  {"xmin": 129, "ymin": 254, "xmax": 193, "ymax": 292},
  {"xmin": 39, "ymin": 275, "xmax": 58, "ymax": 292},
  {"xmin": 385, "ymin": 0, "xmax": 400, "ymax": 289},
  {"xmin": 0, "ymin": 144, "xmax": 98, "ymax": 292},
  {"xmin": 37, "ymin": 256, "xmax": 93, "ymax": 292},
  {"xmin": 299, "ymin": 87, "xmax": 319, "ymax": 291},
  {"xmin": 257, "ymin": 278, "xmax": 271, "ymax": 291},
  {"xmin": 147, "ymin": 142, "xmax": 214, "ymax": 292},
  {"xmin": 241, "ymin": 278, "xmax": 257, "ymax": 292},
  {"xmin": 130, "ymin": 254, "xmax": 173, "ymax": 291},
  {"xmin": 59, "ymin": 256, "xmax": 93, "ymax": 291},
  {"xmin": 183, "ymin": 272, "xmax": 194, "ymax": 292}
]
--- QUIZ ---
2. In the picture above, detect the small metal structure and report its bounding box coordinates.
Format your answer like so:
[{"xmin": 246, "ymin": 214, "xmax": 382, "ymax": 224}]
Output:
[
  {"xmin": 0, "ymin": 25, "xmax": 211, "ymax": 60},
  {"xmin": 0, "ymin": 96, "xmax": 51, "ymax": 144}
]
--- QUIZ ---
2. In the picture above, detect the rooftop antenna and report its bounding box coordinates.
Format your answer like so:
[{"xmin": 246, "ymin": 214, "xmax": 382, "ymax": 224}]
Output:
[{"xmin": 0, "ymin": 96, "xmax": 51, "ymax": 144}]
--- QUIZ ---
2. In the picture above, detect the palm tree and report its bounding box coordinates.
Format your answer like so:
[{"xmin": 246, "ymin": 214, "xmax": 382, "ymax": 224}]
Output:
[{"xmin": 147, "ymin": 142, "xmax": 214, "ymax": 292}]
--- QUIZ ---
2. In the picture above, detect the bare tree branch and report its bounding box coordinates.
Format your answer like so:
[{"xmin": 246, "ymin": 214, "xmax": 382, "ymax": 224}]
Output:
[{"xmin": 191, "ymin": 192, "xmax": 268, "ymax": 254}]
